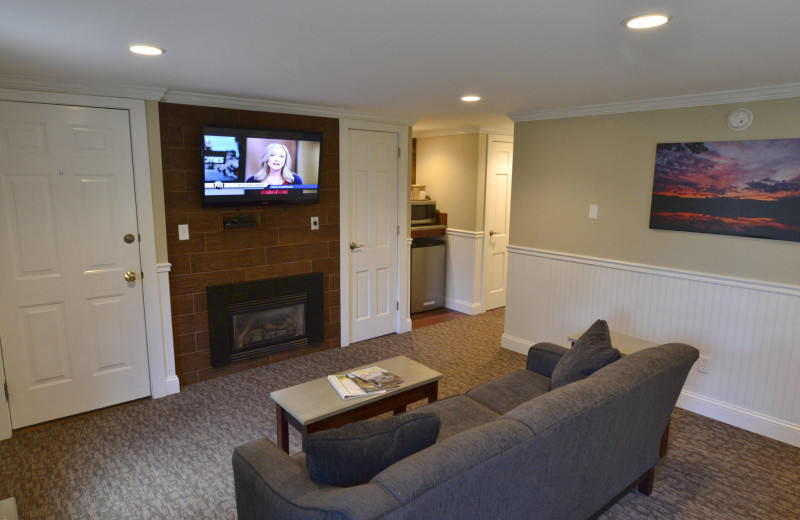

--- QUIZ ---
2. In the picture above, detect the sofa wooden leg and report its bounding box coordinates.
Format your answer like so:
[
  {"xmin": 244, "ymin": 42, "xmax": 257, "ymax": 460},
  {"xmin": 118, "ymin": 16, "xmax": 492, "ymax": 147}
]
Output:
[
  {"xmin": 588, "ymin": 466, "xmax": 658, "ymax": 519},
  {"xmin": 637, "ymin": 467, "xmax": 655, "ymax": 496},
  {"xmin": 659, "ymin": 419, "xmax": 671, "ymax": 457}
]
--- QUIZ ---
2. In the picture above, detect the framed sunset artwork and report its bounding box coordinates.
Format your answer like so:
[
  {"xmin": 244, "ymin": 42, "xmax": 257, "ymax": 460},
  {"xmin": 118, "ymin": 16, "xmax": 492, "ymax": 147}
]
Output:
[{"xmin": 649, "ymin": 139, "xmax": 800, "ymax": 242}]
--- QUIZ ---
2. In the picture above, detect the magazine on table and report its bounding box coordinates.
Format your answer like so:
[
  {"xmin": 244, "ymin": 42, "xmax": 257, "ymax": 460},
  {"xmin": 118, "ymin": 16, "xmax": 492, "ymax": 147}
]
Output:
[
  {"xmin": 347, "ymin": 366, "xmax": 404, "ymax": 389},
  {"xmin": 327, "ymin": 374, "xmax": 388, "ymax": 400}
]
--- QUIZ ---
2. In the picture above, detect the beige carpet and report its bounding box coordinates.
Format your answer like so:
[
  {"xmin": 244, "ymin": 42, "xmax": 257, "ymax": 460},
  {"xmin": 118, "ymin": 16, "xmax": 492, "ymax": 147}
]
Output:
[{"xmin": 1, "ymin": 309, "xmax": 798, "ymax": 519}]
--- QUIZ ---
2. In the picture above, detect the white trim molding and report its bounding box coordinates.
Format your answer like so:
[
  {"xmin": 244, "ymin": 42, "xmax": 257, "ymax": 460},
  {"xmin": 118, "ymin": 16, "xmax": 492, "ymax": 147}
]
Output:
[
  {"xmin": 0, "ymin": 89, "xmax": 175, "ymax": 411},
  {"xmin": 162, "ymin": 91, "xmax": 414, "ymax": 127},
  {"xmin": 338, "ymin": 119, "xmax": 411, "ymax": 346},
  {"xmin": 509, "ymin": 81, "xmax": 800, "ymax": 122},
  {"xmin": 0, "ymin": 74, "xmax": 414, "ymax": 127},
  {"xmin": 402, "ymin": 237, "xmax": 414, "ymax": 333},
  {"xmin": 503, "ymin": 246, "xmax": 800, "ymax": 448},
  {"xmin": 156, "ymin": 263, "xmax": 180, "ymax": 396},
  {"xmin": 677, "ymin": 391, "xmax": 800, "ymax": 449},
  {"xmin": 444, "ymin": 229, "xmax": 485, "ymax": 315},
  {"xmin": 412, "ymin": 125, "xmax": 514, "ymax": 139},
  {"xmin": 0, "ymin": 74, "xmax": 166, "ymax": 101},
  {"xmin": 507, "ymin": 247, "xmax": 800, "ymax": 296},
  {"xmin": 0, "ymin": 342, "xmax": 11, "ymax": 440}
]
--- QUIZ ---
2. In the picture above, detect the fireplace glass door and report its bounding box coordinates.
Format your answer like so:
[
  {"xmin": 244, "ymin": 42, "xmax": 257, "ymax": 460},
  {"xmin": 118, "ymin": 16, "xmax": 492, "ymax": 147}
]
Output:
[{"xmin": 229, "ymin": 294, "xmax": 307, "ymax": 359}]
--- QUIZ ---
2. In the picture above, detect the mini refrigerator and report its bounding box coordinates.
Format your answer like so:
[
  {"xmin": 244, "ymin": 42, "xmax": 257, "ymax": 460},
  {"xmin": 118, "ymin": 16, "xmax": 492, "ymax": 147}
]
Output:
[{"xmin": 410, "ymin": 236, "xmax": 446, "ymax": 313}]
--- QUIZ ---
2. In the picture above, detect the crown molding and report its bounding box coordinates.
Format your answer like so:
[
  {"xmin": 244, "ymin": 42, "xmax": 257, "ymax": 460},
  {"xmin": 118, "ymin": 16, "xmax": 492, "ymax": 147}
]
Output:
[
  {"xmin": 413, "ymin": 125, "xmax": 480, "ymax": 138},
  {"xmin": 509, "ymin": 82, "xmax": 800, "ymax": 122},
  {"xmin": 161, "ymin": 90, "xmax": 415, "ymax": 126},
  {"xmin": 0, "ymin": 73, "xmax": 415, "ymax": 125},
  {"xmin": 412, "ymin": 124, "xmax": 514, "ymax": 138},
  {"xmin": 0, "ymin": 73, "xmax": 167, "ymax": 101}
]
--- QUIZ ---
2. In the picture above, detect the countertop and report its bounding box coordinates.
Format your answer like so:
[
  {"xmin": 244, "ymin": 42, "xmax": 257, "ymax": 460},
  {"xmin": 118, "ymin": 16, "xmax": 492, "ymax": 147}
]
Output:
[{"xmin": 410, "ymin": 225, "xmax": 446, "ymax": 238}]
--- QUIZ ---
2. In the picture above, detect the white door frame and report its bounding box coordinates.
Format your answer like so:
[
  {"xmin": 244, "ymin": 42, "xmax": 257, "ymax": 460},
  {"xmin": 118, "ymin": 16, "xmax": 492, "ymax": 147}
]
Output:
[
  {"xmin": 481, "ymin": 133, "xmax": 514, "ymax": 310},
  {"xmin": 339, "ymin": 119, "xmax": 410, "ymax": 346},
  {"xmin": 0, "ymin": 88, "xmax": 177, "ymax": 439}
]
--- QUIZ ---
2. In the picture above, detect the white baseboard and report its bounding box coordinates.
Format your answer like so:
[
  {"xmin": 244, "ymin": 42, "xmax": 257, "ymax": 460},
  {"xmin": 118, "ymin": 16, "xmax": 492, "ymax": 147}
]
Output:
[
  {"xmin": 677, "ymin": 390, "xmax": 800, "ymax": 448},
  {"xmin": 402, "ymin": 317, "xmax": 413, "ymax": 333},
  {"xmin": 445, "ymin": 298, "xmax": 483, "ymax": 316},
  {"xmin": 501, "ymin": 333, "xmax": 530, "ymax": 355},
  {"xmin": 165, "ymin": 376, "xmax": 181, "ymax": 395}
]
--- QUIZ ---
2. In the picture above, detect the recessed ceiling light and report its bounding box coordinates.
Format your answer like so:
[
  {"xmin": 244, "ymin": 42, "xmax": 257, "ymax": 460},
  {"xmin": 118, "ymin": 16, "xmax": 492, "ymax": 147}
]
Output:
[
  {"xmin": 623, "ymin": 14, "xmax": 670, "ymax": 29},
  {"xmin": 461, "ymin": 95, "xmax": 481, "ymax": 102},
  {"xmin": 129, "ymin": 45, "xmax": 165, "ymax": 56}
]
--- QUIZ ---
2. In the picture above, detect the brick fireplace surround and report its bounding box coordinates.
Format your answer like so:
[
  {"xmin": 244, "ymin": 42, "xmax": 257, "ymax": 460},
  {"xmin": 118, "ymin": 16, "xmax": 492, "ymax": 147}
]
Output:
[{"xmin": 159, "ymin": 103, "xmax": 340, "ymax": 387}]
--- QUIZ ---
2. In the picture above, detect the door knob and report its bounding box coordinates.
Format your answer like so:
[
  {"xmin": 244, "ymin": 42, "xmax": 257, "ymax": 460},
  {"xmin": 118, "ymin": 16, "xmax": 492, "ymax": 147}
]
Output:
[
  {"xmin": 123, "ymin": 233, "xmax": 136, "ymax": 244},
  {"xmin": 489, "ymin": 230, "xmax": 499, "ymax": 236},
  {"xmin": 350, "ymin": 242, "xmax": 365, "ymax": 250},
  {"xmin": 124, "ymin": 271, "xmax": 137, "ymax": 282}
]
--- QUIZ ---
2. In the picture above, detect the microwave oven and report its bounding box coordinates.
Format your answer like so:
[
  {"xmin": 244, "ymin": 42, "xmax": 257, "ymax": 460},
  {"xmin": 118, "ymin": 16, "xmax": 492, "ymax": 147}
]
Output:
[{"xmin": 411, "ymin": 200, "xmax": 437, "ymax": 225}]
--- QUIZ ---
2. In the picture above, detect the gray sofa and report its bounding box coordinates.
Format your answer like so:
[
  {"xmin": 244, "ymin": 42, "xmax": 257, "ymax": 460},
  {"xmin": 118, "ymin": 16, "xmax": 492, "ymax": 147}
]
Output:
[{"xmin": 233, "ymin": 341, "xmax": 698, "ymax": 520}]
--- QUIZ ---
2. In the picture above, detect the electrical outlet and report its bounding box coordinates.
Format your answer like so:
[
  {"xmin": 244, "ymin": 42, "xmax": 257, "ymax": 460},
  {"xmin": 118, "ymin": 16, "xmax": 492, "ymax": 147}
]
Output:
[
  {"xmin": 697, "ymin": 355, "xmax": 711, "ymax": 374},
  {"xmin": 310, "ymin": 216, "xmax": 319, "ymax": 230}
]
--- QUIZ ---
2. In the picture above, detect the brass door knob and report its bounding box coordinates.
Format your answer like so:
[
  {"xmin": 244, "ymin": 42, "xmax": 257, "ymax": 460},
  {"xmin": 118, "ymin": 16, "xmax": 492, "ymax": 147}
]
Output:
[
  {"xmin": 124, "ymin": 271, "xmax": 137, "ymax": 282},
  {"xmin": 349, "ymin": 242, "xmax": 365, "ymax": 250},
  {"xmin": 489, "ymin": 230, "xmax": 499, "ymax": 236}
]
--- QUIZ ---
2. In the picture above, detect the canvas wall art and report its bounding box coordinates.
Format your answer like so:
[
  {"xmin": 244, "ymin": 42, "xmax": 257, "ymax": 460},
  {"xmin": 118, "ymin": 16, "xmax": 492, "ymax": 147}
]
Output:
[{"xmin": 650, "ymin": 139, "xmax": 800, "ymax": 242}]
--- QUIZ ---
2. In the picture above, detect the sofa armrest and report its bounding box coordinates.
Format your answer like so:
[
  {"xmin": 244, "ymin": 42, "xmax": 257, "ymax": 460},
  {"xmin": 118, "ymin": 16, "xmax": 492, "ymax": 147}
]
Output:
[
  {"xmin": 526, "ymin": 342, "xmax": 569, "ymax": 377},
  {"xmin": 232, "ymin": 438, "xmax": 397, "ymax": 520}
]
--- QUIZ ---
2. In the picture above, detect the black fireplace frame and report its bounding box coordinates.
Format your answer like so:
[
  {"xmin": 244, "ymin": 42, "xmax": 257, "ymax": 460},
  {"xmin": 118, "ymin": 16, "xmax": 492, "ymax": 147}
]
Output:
[{"xmin": 207, "ymin": 272, "xmax": 324, "ymax": 367}]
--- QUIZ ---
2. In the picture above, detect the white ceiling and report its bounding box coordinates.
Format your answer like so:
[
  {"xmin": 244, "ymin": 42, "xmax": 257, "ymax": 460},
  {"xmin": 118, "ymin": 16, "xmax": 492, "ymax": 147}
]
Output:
[{"xmin": 3, "ymin": 1, "xmax": 800, "ymax": 134}]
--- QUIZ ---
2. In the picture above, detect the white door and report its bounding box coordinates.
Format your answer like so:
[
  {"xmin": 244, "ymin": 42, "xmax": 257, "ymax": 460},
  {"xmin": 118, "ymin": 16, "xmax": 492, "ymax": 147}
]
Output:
[
  {"xmin": 0, "ymin": 101, "xmax": 151, "ymax": 428},
  {"xmin": 483, "ymin": 135, "xmax": 514, "ymax": 310},
  {"xmin": 347, "ymin": 130, "xmax": 398, "ymax": 342}
]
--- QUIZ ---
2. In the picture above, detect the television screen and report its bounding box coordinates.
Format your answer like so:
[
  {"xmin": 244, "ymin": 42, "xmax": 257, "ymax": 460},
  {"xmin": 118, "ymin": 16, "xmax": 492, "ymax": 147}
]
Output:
[{"xmin": 202, "ymin": 125, "xmax": 322, "ymax": 207}]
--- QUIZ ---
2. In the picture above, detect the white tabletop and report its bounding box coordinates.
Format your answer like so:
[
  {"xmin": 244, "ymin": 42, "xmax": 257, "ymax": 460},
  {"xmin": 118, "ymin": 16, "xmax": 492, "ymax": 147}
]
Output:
[
  {"xmin": 0, "ymin": 497, "xmax": 18, "ymax": 520},
  {"xmin": 568, "ymin": 330, "xmax": 658, "ymax": 355},
  {"xmin": 270, "ymin": 356, "xmax": 442, "ymax": 426}
]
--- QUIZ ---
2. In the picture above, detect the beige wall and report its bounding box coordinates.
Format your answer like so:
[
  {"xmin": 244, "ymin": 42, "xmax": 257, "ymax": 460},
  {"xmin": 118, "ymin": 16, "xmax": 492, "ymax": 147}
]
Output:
[
  {"xmin": 510, "ymin": 98, "xmax": 800, "ymax": 286},
  {"xmin": 416, "ymin": 133, "xmax": 482, "ymax": 231},
  {"xmin": 145, "ymin": 100, "xmax": 169, "ymax": 264}
]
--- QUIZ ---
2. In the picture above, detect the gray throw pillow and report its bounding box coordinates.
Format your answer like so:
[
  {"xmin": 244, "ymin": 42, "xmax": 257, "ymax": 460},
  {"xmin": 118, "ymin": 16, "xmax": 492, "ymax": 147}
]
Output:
[
  {"xmin": 550, "ymin": 319, "xmax": 621, "ymax": 389},
  {"xmin": 303, "ymin": 412, "xmax": 441, "ymax": 487}
]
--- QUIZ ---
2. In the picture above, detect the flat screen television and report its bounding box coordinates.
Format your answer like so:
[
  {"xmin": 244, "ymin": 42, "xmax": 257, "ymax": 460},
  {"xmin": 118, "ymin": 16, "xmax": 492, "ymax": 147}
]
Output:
[{"xmin": 201, "ymin": 125, "xmax": 322, "ymax": 207}]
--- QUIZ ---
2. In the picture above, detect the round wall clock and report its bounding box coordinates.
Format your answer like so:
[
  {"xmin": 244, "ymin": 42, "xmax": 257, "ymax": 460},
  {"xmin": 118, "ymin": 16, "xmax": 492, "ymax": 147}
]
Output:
[{"xmin": 727, "ymin": 108, "xmax": 753, "ymax": 131}]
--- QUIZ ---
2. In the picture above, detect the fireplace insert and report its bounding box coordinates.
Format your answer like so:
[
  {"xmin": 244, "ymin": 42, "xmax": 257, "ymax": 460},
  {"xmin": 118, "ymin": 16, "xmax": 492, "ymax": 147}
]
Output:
[{"xmin": 207, "ymin": 272, "xmax": 324, "ymax": 367}]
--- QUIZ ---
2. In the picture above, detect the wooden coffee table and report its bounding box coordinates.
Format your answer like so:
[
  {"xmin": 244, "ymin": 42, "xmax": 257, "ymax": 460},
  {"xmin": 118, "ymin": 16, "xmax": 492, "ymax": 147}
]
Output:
[{"xmin": 269, "ymin": 356, "xmax": 442, "ymax": 453}]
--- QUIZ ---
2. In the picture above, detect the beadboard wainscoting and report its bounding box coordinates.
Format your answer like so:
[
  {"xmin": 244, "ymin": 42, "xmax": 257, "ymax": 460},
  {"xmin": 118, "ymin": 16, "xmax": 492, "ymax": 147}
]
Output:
[
  {"xmin": 444, "ymin": 229, "xmax": 484, "ymax": 315},
  {"xmin": 502, "ymin": 247, "xmax": 800, "ymax": 447}
]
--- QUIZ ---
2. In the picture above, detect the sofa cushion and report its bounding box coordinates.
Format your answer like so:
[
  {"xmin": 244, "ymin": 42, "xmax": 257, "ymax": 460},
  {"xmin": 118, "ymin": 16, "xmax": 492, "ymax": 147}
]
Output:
[
  {"xmin": 408, "ymin": 394, "xmax": 501, "ymax": 441},
  {"xmin": 466, "ymin": 369, "xmax": 551, "ymax": 414},
  {"xmin": 527, "ymin": 342, "xmax": 569, "ymax": 377},
  {"xmin": 303, "ymin": 412, "xmax": 440, "ymax": 487},
  {"xmin": 550, "ymin": 319, "xmax": 620, "ymax": 389}
]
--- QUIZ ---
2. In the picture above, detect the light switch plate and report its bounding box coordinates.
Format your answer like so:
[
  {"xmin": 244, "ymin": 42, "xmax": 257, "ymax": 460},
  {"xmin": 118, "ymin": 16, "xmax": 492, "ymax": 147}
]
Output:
[
  {"xmin": 589, "ymin": 204, "xmax": 599, "ymax": 220},
  {"xmin": 310, "ymin": 216, "xmax": 319, "ymax": 230},
  {"xmin": 178, "ymin": 224, "xmax": 189, "ymax": 240}
]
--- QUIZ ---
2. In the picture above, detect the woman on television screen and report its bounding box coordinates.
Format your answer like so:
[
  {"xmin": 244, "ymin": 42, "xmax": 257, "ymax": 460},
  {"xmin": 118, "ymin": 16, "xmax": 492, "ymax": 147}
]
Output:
[{"xmin": 245, "ymin": 142, "xmax": 303, "ymax": 186}]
